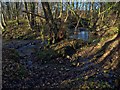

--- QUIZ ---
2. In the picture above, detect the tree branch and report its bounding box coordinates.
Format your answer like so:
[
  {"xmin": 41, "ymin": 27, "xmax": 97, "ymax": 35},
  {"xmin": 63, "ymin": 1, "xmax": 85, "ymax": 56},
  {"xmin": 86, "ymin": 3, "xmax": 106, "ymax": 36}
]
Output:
[{"xmin": 22, "ymin": 10, "xmax": 46, "ymax": 19}]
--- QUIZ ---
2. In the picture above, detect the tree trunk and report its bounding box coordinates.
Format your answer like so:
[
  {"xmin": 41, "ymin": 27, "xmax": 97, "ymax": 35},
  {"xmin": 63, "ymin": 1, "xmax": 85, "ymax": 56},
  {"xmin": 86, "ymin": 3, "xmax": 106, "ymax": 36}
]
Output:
[
  {"xmin": 24, "ymin": 2, "xmax": 31, "ymax": 27},
  {"xmin": 15, "ymin": 2, "xmax": 20, "ymax": 25},
  {"xmin": 58, "ymin": 1, "xmax": 63, "ymax": 18},
  {"xmin": 6, "ymin": 2, "xmax": 11, "ymax": 20},
  {"xmin": 1, "ymin": 2, "xmax": 6, "ymax": 29},
  {"xmin": 42, "ymin": 2, "xmax": 58, "ymax": 44},
  {"xmin": 64, "ymin": 2, "xmax": 70, "ymax": 22},
  {"xmin": 30, "ymin": 2, "xmax": 36, "ymax": 29},
  {"xmin": 76, "ymin": 1, "xmax": 78, "ymax": 9},
  {"xmin": 0, "ymin": 7, "xmax": 3, "ymax": 30},
  {"xmin": 1, "ymin": 13, "xmax": 6, "ymax": 29}
]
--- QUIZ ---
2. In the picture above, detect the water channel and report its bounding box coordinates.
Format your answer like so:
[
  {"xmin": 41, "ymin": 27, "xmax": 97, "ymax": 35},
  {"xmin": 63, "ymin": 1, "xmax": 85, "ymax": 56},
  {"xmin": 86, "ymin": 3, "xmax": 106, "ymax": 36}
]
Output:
[{"xmin": 69, "ymin": 28, "xmax": 89, "ymax": 41}]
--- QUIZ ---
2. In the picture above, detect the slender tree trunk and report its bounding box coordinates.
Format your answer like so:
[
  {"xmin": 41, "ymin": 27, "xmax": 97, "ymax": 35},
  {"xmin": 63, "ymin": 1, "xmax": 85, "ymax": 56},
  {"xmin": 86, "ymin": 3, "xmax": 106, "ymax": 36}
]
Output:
[
  {"xmin": 54, "ymin": 3, "xmax": 59, "ymax": 18},
  {"xmin": 15, "ymin": 2, "xmax": 20, "ymax": 25},
  {"xmin": 6, "ymin": 2, "xmax": 11, "ymax": 20},
  {"xmin": 0, "ymin": 3, "xmax": 4, "ymax": 30},
  {"xmin": 1, "ymin": 13, "xmax": 6, "ymax": 29},
  {"xmin": 90, "ymin": 2, "xmax": 94, "ymax": 19},
  {"xmin": 76, "ymin": 1, "xmax": 78, "ymax": 9},
  {"xmin": 30, "ymin": 2, "xmax": 35, "ymax": 28},
  {"xmin": 58, "ymin": 1, "xmax": 63, "ymax": 18},
  {"xmin": 24, "ymin": 2, "xmax": 32, "ymax": 29},
  {"xmin": 64, "ymin": 2, "xmax": 70, "ymax": 22},
  {"xmin": 1, "ymin": 2, "xmax": 6, "ymax": 29},
  {"xmin": 72, "ymin": 0, "xmax": 74, "ymax": 10}
]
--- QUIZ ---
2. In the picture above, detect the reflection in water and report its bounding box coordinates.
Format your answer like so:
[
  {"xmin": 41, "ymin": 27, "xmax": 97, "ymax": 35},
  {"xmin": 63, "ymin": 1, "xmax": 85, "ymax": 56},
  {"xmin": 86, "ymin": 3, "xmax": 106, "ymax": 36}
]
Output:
[
  {"xmin": 78, "ymin": 31, "xmax": 89, "ymax": 41},
  {"xmin": 69, "ymin": 30, "xmax": 89, "ymax": 41}
]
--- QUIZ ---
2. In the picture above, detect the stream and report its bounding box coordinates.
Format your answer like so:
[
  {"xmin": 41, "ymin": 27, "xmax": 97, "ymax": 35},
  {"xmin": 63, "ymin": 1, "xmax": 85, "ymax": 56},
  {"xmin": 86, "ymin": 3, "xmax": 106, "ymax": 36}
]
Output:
[{"xmin": 69, "ymin": 28, "xmax": 89, "ymax": 41}]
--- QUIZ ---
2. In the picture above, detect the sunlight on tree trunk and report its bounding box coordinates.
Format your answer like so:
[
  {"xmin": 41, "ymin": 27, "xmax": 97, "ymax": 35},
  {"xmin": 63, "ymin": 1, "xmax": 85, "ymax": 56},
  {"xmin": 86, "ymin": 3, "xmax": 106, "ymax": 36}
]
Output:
[{"xmin": 58, "ymin": 0, "xmax": 63, "ymax": 18}]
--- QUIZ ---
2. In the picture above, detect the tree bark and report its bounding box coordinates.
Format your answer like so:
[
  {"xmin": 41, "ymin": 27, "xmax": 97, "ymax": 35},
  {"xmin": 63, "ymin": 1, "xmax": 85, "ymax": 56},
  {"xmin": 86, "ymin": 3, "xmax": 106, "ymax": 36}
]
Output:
[
  {"xmin": 15, "ymin": 2, "xmax": 20, "ymax": 25},
  {"xmin": 30, "ymin": 2, "xmax": 36, "ymax": 28},
  {"xmin": 24, "ymin": 2, "xmax": 31, "ymax": 28},
  {"xmin": 42, "ymin": 2, "xmax": 58, "ymax": 44},
  {"xmin": 1, "ymin": 2, "xmax": 6, "ymax": 29},
  {"xmin": 6, "ymin": 2, "xmax": 11, "ymax": 20},
  {"xmin": 58, "ymin": 1, "xmax": 63, "ymax": 18}
]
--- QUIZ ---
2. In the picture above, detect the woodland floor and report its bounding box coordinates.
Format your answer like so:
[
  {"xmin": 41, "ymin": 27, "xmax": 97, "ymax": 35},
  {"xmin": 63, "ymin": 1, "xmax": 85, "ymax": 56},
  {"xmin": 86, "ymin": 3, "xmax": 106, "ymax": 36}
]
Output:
[
  {"xmin": 2, "ymin": 36, "xmax": 120, "ymax": 89},
  {"xmin": 2, "ymin": 20, "xmax": 120, "ymax": 89}
]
